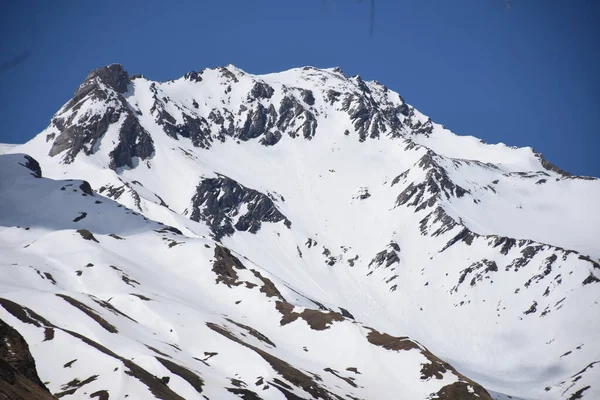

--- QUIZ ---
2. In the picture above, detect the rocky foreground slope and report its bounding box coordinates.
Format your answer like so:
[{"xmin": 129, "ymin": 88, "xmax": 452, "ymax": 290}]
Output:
[{"xmin": 0, "ymin": 64, "xmax": 598, "ymax": 399}]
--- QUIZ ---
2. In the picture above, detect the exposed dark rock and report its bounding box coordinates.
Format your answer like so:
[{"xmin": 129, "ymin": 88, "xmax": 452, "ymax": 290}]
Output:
[
  {"xmin": 332, "ymin": 66, "xmax": 346, "ymax": 76},
  {"xmin": 508, "ymin": 244, "xmax": 545, "ymax": 272},
  {"xmin": 338, "ymin": 83, "xmax": 411, "ymax": 140},
  {"xmin": 579, "ymin": 255, "xmax": 600, "ymax": 270},
  {"xmin": 190, "ymin": 175, "xmax": 291, "ymax": 240},
  {"xmin": 534, "ymin": 151, "xmax": 572, "ymax": 176},
  {"xmin": 440, "ymin": 228, "xmax": 478, "ymax": 253},
  {"xmin": 275, "ymin": 302, "xmax": 344, "ymax": 331},
  {"xmin": 226, "ymin": 387, "xmax": 263, "ymax": 399},
  {"xmin": 150, "ymin": 88, "xmax": 212, "ymax": 148},
  {"xmin": 206, "ymin": 322, "xmax": 340, "ymax": 400},
  {"xmin": 184, "ymin": 71, "xmax": 203, "ymax": 82},
  {"xmin": 305, "ymin": 238, "xmax": 317, "ymax": 249},
  {"xmin": 251, "ymin": 270, "xmax": 286, "ymax": 301},
  {"xmin": 77, "ymin": 229, "xmax": 99, "ymax": 243},
  {"xmin": 567, "ymin": 386, "xmax": 591, "ymax": 400},
  {"xmin": 524, "ymin": 301, "xmax": 538, "ymax": 315},
  {"xmin": 342, "ymin": 94, "xmax": 380, "ymax": 141},
  {"xmin": 369, "ymin": 242, "xmax": 400, "ymax": 270},
  {"xmin": 209, "ymin": 109, "xmax": 236, "ymax": 141},
  {"xmin": 18, "ymin": 155, "xmax": 42, "ymax": 178},
  {"xmin": 90, "ymin": 390, "xmax": 109, "ymax": 399},
  {"xmin": 431, "ymin": 380, "xmax": 493, "ymax": 400},
  {"xmin": 130, "ymin": 293, "xmax": 152, "ymax": 301},
  {"xmin": 218, "ymin": 66, "xmax": 239, "ymax": 83},
  {"xmin": 250, "ymin": 81, "xmax": 274, "ymax": 100},
  {"xmin": 0, "ymin": 318, "xmax": 54, "ymax": 399},
  {"xmin": 72, "ymin": 212, "xmax": 87, "ymax": 222},
  {"xmin": 108, "ymin": 113, "xmax": 155, "ymax": 170},
  {"xmin": 419, "ymin": 346, "xmax": 493, "ymax": 399},
  {"xmin": 0, "ymin": 298, "xmax": 53, "ymax": 331},
  {"xmin": 353, "ymin": 75, "xmax": 371, "ymax": 93},
  {"xmin": 157, "ymin": 226, "xmax": 183, "ymax": 236},
  {"xmin": 300, "ymin": 112, "xmax": 318, "ymax": 139},
  {"xmin": 524, "ymin": 254, "xmax": 557, "ymax": 287},
  {"xmin": 326, "ymin": 90, "xmax": 341, "ymax": 104},
  {"xmin": 226, "ymin": 318, "xmax": 275, "ymax": 347},
  {"xmin": 397, "ymin": 152, "xmax": 468, "ymax": 211},
  {"xmin": 79, "ymin": 181, "xmax": 94, "ymax": 195},
  {"xmin": 56, "ymin": 294, "xmax": 118, "ymax": 333},
  {"xmin": 0, "ymin": 299, "xmax": 184, "ymax": 400},
  {"xmin": 179, "ymin": 114, "xmax": 212, "ymax": 148},
  {"xmin": 380, "ymin": 105, "xmax": 405, "ymax": 135},
  {"xmin": 490, "ymin": 236, "xmax": 517, "ymax": 255},
  {"xmin": 89, "ymin": 297, "xmax": 137, "ymax": 323},
  {"xmin": 409, "ymin": 118, "xmax": 434, "ymax": 136},
  {"xmin": 347, "ymin": 255, "xmax": 359, "ymax": 267},
  {"xmin": 55, "ymin": 374, "xmax": 98, "ymax": 397},
  {"xmin": 420, "ymin": 355, "xmax": 450, "ymax": 380},
  {"xmin": 323, "ymin": 367, "xmax": 357, "ymax": 388},
  {"xmin": 212, "ymin": 245, "xmax": 246, "ymax": 287},
  {"xmin": 365, "ymin": 328, "xmax": 419, "ymax": 351},
  {"xmin": 85, "ymin": 64, "xmax": 130, "ymax": 94},
  {"xmin": 419, "ymin": 207, "xmax": 458, "ymax": 237},
  {"xmin": 66, "ymin": 331, "xmax": 185, "ymax": 400},
  {"xmin": 398, "ymin": 103, "xmax": 410, "ymax": 117},
  {"xmin": 300, "ymin": 89, "xmax": 315, "ymax": 106},
  {"xmin": 356, "ymin": 187, "xmax": 371, "ymax": 200},
  {"xmin": 259, "ymin": 130, "xmax": 282, "ymax": 146},
  {"xmin": 155, "ymin": 357, "xmax": 204, "ymax": 393},
  {"xmin": 238, "ymin": 103, "xmax": 277, "ymax": 141},
  {"xmin": 115, "ymin": 268, "xmax": 140, "ymax": 287},
  {"xmin": 48, "ymin": 65, "xmax": 155, "ymax": 169},
  {"xmin": 43, "ymin": 272, "xmax": 57, "ymax": 285},
  {"xmin": 49, "ymin": 106, "xmax": 120, "ymax": 162},
  {"xmin": 338, "ymin": 307, "xmax": 354, "ymax": 320},
  {"xmin": 582, "ymin": 272, "xmax": 600, "ymax": 285},
  {"xmin": 270, "ymin": 382, "xmax": 306, "ymax": 399},
  {"xmin": 277, "ymin": 96, "xmax": 317, "ymax": 139},
  {"xmin": 451, "ymin": 259, "xmax": 498, "ymax": 292},
  {"xmin": 98, "ymin": 184, "xmax": 126, "ymax": 199},
  {"xmin": 571, "ymin": 361, "xmax": 599, "ymax": 380}
]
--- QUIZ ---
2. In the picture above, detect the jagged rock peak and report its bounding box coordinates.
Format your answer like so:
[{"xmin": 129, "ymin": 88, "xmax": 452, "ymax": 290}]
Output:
[{"xmin": 83, "ymin": 63, "xmax": 130, "ymax": 93}]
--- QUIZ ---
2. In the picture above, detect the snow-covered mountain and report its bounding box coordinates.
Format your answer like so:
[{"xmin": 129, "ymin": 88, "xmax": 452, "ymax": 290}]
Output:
[{"xmin": 1, "ymin": 64, "xmax": 598, "ymax": 400}]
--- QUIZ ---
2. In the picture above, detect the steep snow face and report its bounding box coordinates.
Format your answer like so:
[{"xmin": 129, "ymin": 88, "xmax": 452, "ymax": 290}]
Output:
[{"xmin": 2, "ymin": 64, "xmax": 600, "ymax": 400}]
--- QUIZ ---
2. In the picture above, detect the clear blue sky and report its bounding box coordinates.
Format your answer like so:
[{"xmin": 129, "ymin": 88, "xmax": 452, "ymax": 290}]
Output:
[{"xmin": 1, "ymin": 0, "xmax": 598, "ymax": 176}]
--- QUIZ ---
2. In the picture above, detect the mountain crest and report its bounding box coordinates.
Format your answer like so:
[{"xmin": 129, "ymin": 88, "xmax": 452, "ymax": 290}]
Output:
[
  {"xmin": 3, "ymin": 63, "xmax": 599, "ymax": 400},
  {"xmin": 84, "ymin": 63, "xmax": 130, "ymax": 93}
]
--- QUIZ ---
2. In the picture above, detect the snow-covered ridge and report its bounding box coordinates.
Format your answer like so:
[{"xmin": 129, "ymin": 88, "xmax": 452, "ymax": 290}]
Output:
[
  {"xmin": 1, "ymin": 64, "xmax": 599, "ymax": 399},
  {"xmin": 19, "ymin": 64, "xmax": 600, "ymax": 254}
]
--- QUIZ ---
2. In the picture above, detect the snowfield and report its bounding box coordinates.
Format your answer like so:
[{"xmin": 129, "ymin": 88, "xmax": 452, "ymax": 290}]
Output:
[{"xmin": 0, "ymin": 63, "xmax": 598, "ymax": 400}]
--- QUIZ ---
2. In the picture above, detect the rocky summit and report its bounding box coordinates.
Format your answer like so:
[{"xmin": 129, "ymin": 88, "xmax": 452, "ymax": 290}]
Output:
[{"xmin": 0, "ymin": 64, "xmax": 598, "ymax": 400}]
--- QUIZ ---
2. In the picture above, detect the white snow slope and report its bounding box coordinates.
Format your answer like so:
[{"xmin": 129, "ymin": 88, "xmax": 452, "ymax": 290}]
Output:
[{"xmin": 1, "ymin": 64, "xmax": 599, "ymax": 400}]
